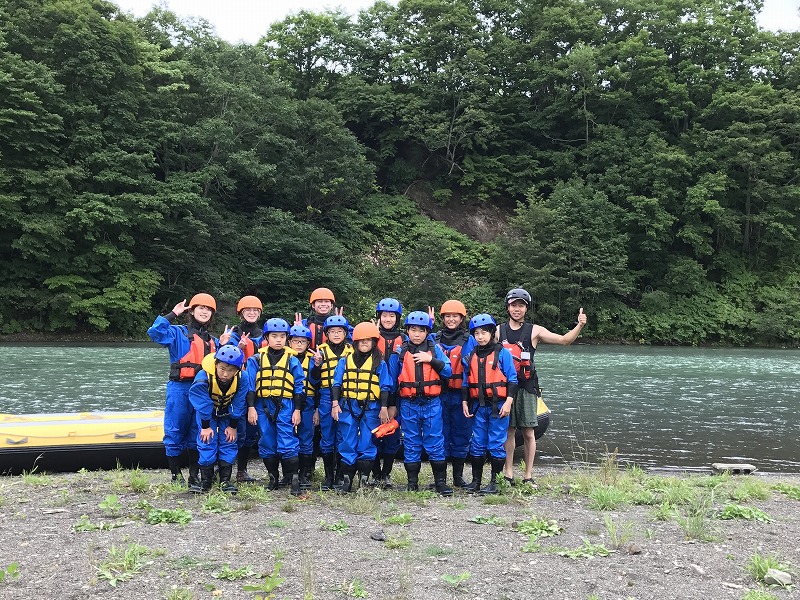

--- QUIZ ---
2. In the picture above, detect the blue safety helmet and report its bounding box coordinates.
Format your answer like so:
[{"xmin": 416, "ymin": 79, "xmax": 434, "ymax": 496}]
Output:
[
  {"xmin": 215, "ymin": 344, "xmax": 244, "ymax": 369},
  {"xmin": 404, "ymin": 311, "xmax": 432, "ymax": 330},
  {"xmin": 375, "ymin": 297, "xmax": 403, "ymax": 317},
  {"xmin": 288, "ymin": 324, "xmax": 312, "ymax": 340},
  {"xmin": 263, "ymin": 318, "xmax": 290, "ymax": 334},
  {"xmin": 469, "ymin": 313, "xmax": 497, "ymax": 332},
  {"xmin": 323, "ymin": 315, "xmax": 350, "ymax": 332}
]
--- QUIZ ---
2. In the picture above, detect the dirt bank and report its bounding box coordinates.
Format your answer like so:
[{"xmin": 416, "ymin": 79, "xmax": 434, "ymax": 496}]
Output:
[{"xmin": 1, "ymin": 463, "xmax": 797, "ymax": 599}]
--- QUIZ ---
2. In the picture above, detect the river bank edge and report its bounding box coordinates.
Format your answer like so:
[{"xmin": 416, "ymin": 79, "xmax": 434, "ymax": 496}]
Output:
[
  {"xmin": 1, "ymin": 461, "xmax": 798, "ymax": 599},
  {"xmin": 2, "ymin": 331, "xmax": 799, "ymax": 349}
]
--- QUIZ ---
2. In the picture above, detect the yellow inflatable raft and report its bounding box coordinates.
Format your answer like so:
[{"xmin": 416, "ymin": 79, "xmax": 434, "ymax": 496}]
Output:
[{"xmin": 0, "ymin": 411, "xmax": 166, "ymax": 475}]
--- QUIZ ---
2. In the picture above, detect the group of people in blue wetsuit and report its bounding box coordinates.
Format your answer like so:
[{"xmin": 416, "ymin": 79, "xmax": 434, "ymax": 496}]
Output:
[{"xmin": 148, "ymin": 287, "xmax": 587, "ymax": 496}]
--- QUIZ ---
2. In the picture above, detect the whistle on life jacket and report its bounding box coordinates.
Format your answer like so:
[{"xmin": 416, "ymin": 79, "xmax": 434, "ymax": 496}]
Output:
[{"xmin": 518, "ymin": 347, "xmax": 532, "ymax": 379}]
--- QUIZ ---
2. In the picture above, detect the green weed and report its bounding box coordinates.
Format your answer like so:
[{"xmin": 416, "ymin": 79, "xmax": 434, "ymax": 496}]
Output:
[
  {"xmin": 482, "ymin": 494, "xmax": 509, "ymax": 505},
  {"xmin": 548, "ymin": 539, "xmax": 612, "ymax": 559},
  {"xmin": 72, "ymin": 514, "xmax": 123, "ymax": 532},
  {"xmin": 651, "ymin": 503, "xmax": 679, "ymax": 521},
  {"xmin": 21, "ymin": 468, "xmax": 51, "ymax": 486},
  {"xmin": 602, "ymin": 515, "xmax": 635, "ymax": 549},
  {"xmin": 744, "ymin": 550, "xmax": 792, "ymax": 583},
  {"xmin": 212, "ymin": 565, "xmax": 257, "ymax": 580},
  {"xmin": 515, "ymin": 516, "xmax": 562, "ymax": 540},
  {"xmin": 469, "ymin": 515, "xmax": 506, "ymax": 526},
  {"xmin": 441, "ymin": 571, "xmax": 471, "ymax": 588},
  {"xmin": 741, "ymin": 591, "xmax": 779, "ymax": 600},
  {"xmin": 660, "ymin": 480, "xmax": 695, "ymax": 506},
  {"xmin": 237, "ymin": 484, "xmax": 271, "ymax": 504},
  {"xmin": 202, "ymin": 492, "xmax": 232, "ymax": 514},
  {"xmin": 267, "ymin": 517, "xmax": 290, "ymax": 528},
  {"xmin": 0, "ymin": 562, "xmax": 20, "ymax": 584},
  {"xmin": 145, "ymin": 507, "xmax": 192, "ymax": 525},
  {"xmin": 281, "ymin": 500, "xmax": 299, "ymax": 513},
  {"xmin": 384, "ymin": 513, "xmax": 413, "ymax": 526},
  {"xmin": 242, "ymin": 560, "xmax": 285, "ymax": 596},
  {"xmin": 588, "ymin": 485, "xmax": 628, "ymax": 510},
  {"xmin": 99, "ymin": 494, "xmax": 123, "ymax": 517},
  {"xmin": 127, "ymin": 469, "xmax": 151, "ymax": 493},
  {"xmin": 385, "ymin": 534, "xmax": 412, "ymax": 549},
  {"xmin": 730, "ymin": 479, "xmax": 770, "ymax": 502},
  {"xmin": 320, "ymin": 519, "xmax": 349, "ymax": 533},
  {"xmin": 96, "ymin": 542, "xmax": 158, "ymax": 587},
  {"xmin": 424, "ymin": 545, "xmax": 454, "ymax": 557},
  {"xmin": 717, "ymin": 503, "xmax": 772, "ymax": 522},
  {"xmin": 340, "ymin": 578, "xmax": 368, "ymax": 598},
  {"xmin": 773, "ymin": 483, "xmax": 800, "ymax": 500},
  {"xmin": 165, "ymin": 587, "xmax": 193, "ymax": 600}
]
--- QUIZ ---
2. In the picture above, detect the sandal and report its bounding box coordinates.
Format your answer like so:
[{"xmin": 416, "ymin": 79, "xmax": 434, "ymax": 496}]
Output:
[
  {"xmin": 503, "ymin": 476, "xmax": 515, "ymax": 486},
  {"xmin": 522, "ymin": 478, "xmax": 539, "ymax": 489}
]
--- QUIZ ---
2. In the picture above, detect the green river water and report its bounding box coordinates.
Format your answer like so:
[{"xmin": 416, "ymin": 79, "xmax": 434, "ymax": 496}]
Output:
[{"xmin": 1, "ymin": 343, "xmax": 798, "ymax": 472}]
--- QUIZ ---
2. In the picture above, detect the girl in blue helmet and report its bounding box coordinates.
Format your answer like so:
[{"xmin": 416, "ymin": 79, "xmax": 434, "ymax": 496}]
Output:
[
  {"xmin": 287, "ymin": 324, "xmax": 321, "ymax": 489},
  {"xmin": 189, "ymin": 344, "xmax": 248, "ymax": 494},
  {"xmin": 461, "ymin": 314, "xmax": 518, "ymax": 494},
  {"xmin": 370, "ymin": 297, "xmax": 406, "ymax": 488},
  {"xmin": 309, "ymin": 314, "xmax": 353, "ymax": 490},
  {"xmin": 245, "ymin": 318, "xmax": 307, "ymax": 496},
  {"xmin": 388, "ymin": 310, "xmax": 452, "ymax": 495}
]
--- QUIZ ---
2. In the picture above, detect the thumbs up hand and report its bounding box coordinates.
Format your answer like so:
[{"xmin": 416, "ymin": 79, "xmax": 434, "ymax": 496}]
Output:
[{"xmin": 577, "ymin": 307, "xmax": 587, "ymax": 327}]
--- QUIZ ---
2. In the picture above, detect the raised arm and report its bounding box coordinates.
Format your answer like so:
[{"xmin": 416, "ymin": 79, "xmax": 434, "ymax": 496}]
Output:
[{"xmin": 532, "ymin": 308, "xmax": 587, "ymax": 347}]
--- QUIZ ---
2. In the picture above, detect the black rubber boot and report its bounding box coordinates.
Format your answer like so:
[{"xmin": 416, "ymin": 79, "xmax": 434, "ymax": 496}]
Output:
[
  {"xmin": 236, "ymin": 446, "xmax": 255, "ymax": 483},
  {"xmin": 356, "ymin": 459, "xmax": 374, "ymax": 489},
  {"xmin": 479, "ymin": 457, "xmax": 505, "ymax": 495},
  {"xmin": 167, "ymin": 455, "xmax": 184, "ymax": 484},
  {"xmin": 451, "ymin": 457, "xmax": 467, "ymax": 488},
  {"xmin": 196, "ymin": 466, "xmax": 214, "ymax": 493},
  {"xmin": 431, "ymin": 460, "xmax": 453, "ymax": 496},
  {"xmin": 464, "ymin": 456, "xmax": 485, "ymax": 493},
  {"xmin": 337, "ymin": 462, "xmax": 357, "ymax": 493},
  {"xmin": 379, "ymin": 453, "xmax": 395, "ymax": 489},
  {"xmin": 369, "ymin": 456, "xmax": 382, "ymax": 485},
  {"xmin": 219, "ymin": 462, "xmax": 238, "ymax": 494},
  {"xmin": 405, "ymin": 461, "xmax": 422, "ymax": 492},
  {"xmin": 187, "ymin": 448, "xmax": 201, "ymax": 489},
  {"xmin": 334, "ymin": 453, "xmax": 344, "ymax": 489},
  {"xmin": 320, "ymin": 453, "xmax": 335, "ymax": 491},
  {"xmin": 299, "ymin": 454, "xmax": 314, "ymax": 490},
  {"xmin": 263, "ymin": 456, "xmax": 280, "ymax": 491},
  {"xmin": 282, "ymin": 456, "xmax": 301, "ymax": 496}
]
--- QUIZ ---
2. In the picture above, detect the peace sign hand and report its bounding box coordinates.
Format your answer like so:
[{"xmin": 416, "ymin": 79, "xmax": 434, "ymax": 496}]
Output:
[{"xmin": 219, "ymin": 324, "xmax": 232, "ymax": 346}]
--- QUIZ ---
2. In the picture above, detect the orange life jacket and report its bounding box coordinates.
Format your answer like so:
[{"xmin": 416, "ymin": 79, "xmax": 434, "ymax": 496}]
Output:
[
  {"xmin": 377, "ymin": 332, "xmax": 404, "ymax": 361},
  {"xmin": 442, "ymin": 344, "xmax": 465, "ymax": 390},
  {"xmin": 466, "ymin": 346, "xmax": 508, "ymax": 403},
  {"xmin": 170, "ymin": 330, "xmax": 216, "ymax": 382},
  {"xmin": 309, "ymin": 321, "xmax": 327, "ymax": 350},
  {"xmin": 396, "ymin": 340, "xmax": 442, "ymax": 399}
]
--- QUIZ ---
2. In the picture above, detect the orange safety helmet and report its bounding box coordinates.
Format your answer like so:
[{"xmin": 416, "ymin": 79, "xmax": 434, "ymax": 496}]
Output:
[
  {"xmin": 309, "ymin": 287, "xmax": 335, "ymax": 304},
  {"xmin": 189, "ymin": 293, "xmax": 217, "ymax": 311},
  {"xmin": 440, "ymin": 300, "xmax": 467, "ymax": 317},
  {"xmin": 352, "ymin": 322, "xmax": 380, "ymax": 341},
  {"xmin": 236, "ymin": 295, "xmax": 263, "ymax": 312}
]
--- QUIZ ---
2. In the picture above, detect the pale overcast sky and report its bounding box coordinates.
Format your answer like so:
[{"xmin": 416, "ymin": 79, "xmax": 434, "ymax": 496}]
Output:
[{"xmin": 113, "ymin": 0, "xmax": 800, "ymax": 44}]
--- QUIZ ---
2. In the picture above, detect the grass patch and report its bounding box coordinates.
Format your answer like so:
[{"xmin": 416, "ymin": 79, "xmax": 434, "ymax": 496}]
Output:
[
  {"xmin": 165, "ymin": 587, "xmax": 193, "ymax": 600},
  {"xmin": 588, "ymin": 485, "xmax": 628, "ymax": 510},
  {"xmin": 515, "ymin": 516, "xmax": 562, "ymax": 540},
  {"xmin": 236, "ymin": 484, "xmax": 271, "ymax": 505},
  {"xmin": 424, "ymin": 545, "xmax": 454, "ymax": 557},
  {"xmin": 384, "ymin": 512, "xmax": 413, "ymax": 526},
  {"xmin": 547, "ymin": 539, "xmax": 612, "ymax": 559},
  {"xmin": 651, "ymin": 503, "xmax": 679, "ymax": 522},
  {"xmin": 212, "ymin": 565, "xmax": 257, "ymax": 580},
  {"xmin": 744, "ymin": 550, "xmax": 793, "ymax": 584},
  {"xmin": 21, "ymin": 468, "xmax": 52, "ymax": 486},
  {"xmin": 441, "ymin": 571, "xmax": 471, "ymax": 588},
  {"xmin": 320, "ymin": 519, "xmax": 349, "ymax": 533},
  {"xmin": 729, "ymin": 479, "xmax": 770, "ymax": 502},
  {"xmin": 145, "ymin": 507, "xmax": 192, "ymax": 525},
  {"xmin": 676, "ymin": 493, "xmax": 721, "ymax": 542},
  {"xmin": 72, "ymin": 514, "xmax": 124, "ymax": 532},
  {"xmin": 128, "ymin": 468, "xmax": 151, "ymax": 493},
  {"xmin": 741, "ymin": 591, "xmax": 780, "ymax": 600},
  {"xmin": 99, "ymin": 494, "xmax": 123, "ymax": 517},
  {"xmin": 267, "ymin": 517, "xmax": 290, "ymax": 528},
  {"xmin": 717, "ymin": 503, "xmax": 772, "ymax": 522},
  {"xmin": 481, "ymin": 494, "xmax": 509, "ymax": 505},
  {"xmin": 773, "ymin": 483, "xmax": 800, "ymax": 500},
  {"xmin": 96, "ymin": 542, "xmax": 161, "ymax": 587},
  {"xmin": 340, "ymin": 578, "xmax": 368, "ymax": 598},
  {"xmin": 385, "ymin": 534, "xmax": 412, "ymax": 549},
  {"xmin": 202, "ymin": 492, "xmax": 232, "ymax": 514},
  {"xmin": 602, "ymin": 515, "xmax": 635, "ymax": 549}
]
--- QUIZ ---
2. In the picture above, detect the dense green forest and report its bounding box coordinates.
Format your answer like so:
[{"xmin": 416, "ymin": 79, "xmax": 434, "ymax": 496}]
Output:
[{"xmin": 1, "ymin": 0, "xmax": 799, "ymax": 345}]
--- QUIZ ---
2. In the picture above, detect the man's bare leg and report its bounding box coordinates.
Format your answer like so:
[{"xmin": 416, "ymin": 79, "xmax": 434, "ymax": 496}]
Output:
[
  {"xmin": 521, "ymin": 427, "xmax": 536, "ymax": 479},
  {"xmin": 503, "ymin": 427, "xmax": 516, "ymax": 479}
]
